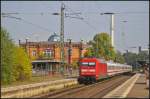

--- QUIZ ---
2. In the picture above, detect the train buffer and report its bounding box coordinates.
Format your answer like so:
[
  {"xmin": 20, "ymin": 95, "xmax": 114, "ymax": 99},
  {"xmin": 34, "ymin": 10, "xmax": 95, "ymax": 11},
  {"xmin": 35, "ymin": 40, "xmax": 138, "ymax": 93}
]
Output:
[{"xmin": 103, "ymin": 73, "xmax": 149, "ymax": 98}]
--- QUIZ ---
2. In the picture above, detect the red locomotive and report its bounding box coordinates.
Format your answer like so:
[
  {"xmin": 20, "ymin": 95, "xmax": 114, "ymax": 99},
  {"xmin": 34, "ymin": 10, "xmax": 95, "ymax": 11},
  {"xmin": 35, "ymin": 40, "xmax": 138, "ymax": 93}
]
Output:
[{"xmin": 78, "ymin": 57, "xmax": 132, "ymax": 84}]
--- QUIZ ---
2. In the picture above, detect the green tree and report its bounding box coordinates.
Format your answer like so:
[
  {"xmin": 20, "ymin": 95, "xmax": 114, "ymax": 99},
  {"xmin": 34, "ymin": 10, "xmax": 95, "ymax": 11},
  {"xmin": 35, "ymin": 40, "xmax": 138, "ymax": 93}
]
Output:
[
  {"xmin": 123, "ymin": 50, "xmax": 150, "ymax": 71},
  {"xmin": 123, "ymin": 52, "xmax": 137, "ymax": 66},
  {"xmin": 84, "ymin": 33, "xmax": 116, "ymax": 61},
  {"xmin": 12, "ymin": 46, "xmax": 32, "ymax": 81},
  {"xmin": 123, "ymin": 50, "xmax": 149, "ymax": 70},
  {"xmin": 71, "ymin": 61, "xmax": 78, "ymax": 69},
  {"xmin": 1, "ymin": 28, "xmax": 14, "ymax": 84},
  {"xmin": 1, "ymin": 27, "xmax": 32, "ymax": 84},
  {"xmin": 137, "ymin": 51, "xmax": 149, "ymax": 62},
  {"xmin": 84, "ymin": 47, "xmax": 95, "ymax": 57},
  {"xmin": 115, "ymin": 51, "xmax": 125, "ymax": 63}
]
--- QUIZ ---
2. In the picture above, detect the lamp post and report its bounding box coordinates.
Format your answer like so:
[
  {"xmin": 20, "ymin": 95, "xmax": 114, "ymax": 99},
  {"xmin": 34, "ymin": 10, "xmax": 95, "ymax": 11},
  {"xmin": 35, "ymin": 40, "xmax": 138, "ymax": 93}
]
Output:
[
  {"xmin": 121, "ymin": 20, "xmax": 127, "ymax": 49},
  {"xmin": 100, "ymin": 12, "xmax": 115, "ymax": 48}
]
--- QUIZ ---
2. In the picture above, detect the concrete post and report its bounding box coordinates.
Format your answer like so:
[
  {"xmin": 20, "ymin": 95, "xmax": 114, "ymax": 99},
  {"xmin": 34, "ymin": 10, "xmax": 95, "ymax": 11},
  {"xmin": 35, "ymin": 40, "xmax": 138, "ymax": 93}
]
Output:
[{"xmin": 110, "ymin": 14, "xmax": 115, "ymax": 48}]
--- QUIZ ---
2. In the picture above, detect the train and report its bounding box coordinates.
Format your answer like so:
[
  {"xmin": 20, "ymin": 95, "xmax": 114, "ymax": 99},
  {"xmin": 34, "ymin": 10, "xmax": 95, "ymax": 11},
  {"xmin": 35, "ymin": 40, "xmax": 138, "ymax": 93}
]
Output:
[{"xmin": 78, "ymin": 57, "xmax": 132, "ymax": 84}]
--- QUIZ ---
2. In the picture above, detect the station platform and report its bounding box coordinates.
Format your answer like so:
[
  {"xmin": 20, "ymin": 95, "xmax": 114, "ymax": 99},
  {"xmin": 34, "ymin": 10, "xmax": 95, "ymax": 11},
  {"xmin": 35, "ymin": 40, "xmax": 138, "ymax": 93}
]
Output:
[
  {"xmin": 1, "ymin": 78, "xmax": 78, "ymax": 98},
  {"xmin": 127, "ymin": 73, "xmax": 149, "ymax": 98},
  {"xmin": 103, "ymin": 73, "xmax": 149, "ymax": 98}
]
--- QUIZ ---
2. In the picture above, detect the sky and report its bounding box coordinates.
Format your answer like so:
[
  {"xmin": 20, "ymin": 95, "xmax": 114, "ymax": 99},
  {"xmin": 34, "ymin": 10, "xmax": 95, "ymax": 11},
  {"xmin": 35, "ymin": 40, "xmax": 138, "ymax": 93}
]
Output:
[{"xmin": 1, "ymin": 1, "xmax": 149, "ymax": 53}]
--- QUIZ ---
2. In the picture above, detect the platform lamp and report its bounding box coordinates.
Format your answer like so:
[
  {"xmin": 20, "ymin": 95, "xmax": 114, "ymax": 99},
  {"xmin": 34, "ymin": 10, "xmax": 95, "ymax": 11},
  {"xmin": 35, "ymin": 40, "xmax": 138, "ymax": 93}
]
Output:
[{"xmin": 100, "ymin": 12, "xmax": 115, "ymax": 49}]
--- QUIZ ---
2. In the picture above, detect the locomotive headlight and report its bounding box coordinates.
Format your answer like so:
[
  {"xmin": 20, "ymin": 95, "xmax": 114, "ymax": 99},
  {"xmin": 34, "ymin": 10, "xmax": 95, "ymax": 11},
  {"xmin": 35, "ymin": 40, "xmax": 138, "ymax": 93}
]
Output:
[
  {"xmin": 89, "ymin": 69, "xmax": 95, "ymax": 72},
  {"xmin": 81, "ymin": 69, "xmax": 88, "ymax": 72},
  {"xmin": 81, "ymin": 69, "xmax": 95, "ymax": 72}
]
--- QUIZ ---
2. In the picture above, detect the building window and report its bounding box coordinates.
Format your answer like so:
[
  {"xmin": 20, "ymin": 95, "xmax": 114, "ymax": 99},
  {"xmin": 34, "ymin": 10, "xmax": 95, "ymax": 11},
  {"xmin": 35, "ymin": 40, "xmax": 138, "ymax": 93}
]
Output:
[
  {"xmin": 32, "ymin": 50, "xmax": 36, "ymax": 56},
  {"xmin": 44, "ymin": 49, "xmax": 53, "ymax": 58}
]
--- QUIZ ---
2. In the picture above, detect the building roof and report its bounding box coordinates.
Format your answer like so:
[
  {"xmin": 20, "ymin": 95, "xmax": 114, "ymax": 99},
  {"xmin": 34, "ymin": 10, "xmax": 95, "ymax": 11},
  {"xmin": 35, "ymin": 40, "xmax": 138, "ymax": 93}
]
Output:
[
  {"xmin": 48, "ymin": 33, "xmax": 60, "ymax": 42},
  {"xmin": 32, "ymin": 59, "xmax": 68, "ymax": 63},
  {"xmin": 20, "ymin": 41, "xmax": 89, "ymax": 48},
  {"xmin": 19, "ymin": 32, "xmax": 89, "ymax": 48}
]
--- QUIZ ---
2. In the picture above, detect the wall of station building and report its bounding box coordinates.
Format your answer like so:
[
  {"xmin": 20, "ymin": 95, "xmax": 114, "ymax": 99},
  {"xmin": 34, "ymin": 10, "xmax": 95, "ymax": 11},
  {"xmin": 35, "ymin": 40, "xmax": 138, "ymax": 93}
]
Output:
[{"xmin": 20, "ymin": 42, "xmax": 87, "ymax": 64}]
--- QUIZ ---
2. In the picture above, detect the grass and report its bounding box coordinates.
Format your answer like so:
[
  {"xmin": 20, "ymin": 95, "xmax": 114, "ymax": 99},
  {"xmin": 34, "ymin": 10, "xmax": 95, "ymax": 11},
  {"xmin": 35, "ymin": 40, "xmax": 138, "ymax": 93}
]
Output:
[{"xmin": 2, "ymin": 75, "xmax": 66, "ymax": 88}]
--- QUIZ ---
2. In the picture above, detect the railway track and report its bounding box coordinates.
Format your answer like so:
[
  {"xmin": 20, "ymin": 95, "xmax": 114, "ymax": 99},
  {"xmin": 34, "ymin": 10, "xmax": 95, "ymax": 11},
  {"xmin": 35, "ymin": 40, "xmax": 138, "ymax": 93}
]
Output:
[{"xmin": 33, "ymin": 73, "xmax": 134, "ymax": 98}]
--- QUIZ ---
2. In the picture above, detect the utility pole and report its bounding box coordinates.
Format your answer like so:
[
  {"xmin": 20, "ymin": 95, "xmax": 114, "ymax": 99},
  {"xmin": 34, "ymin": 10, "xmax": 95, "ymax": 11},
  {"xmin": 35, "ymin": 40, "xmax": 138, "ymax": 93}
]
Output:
[
  {"xmin": 67, "ymin": 39, "xmax": 72, "ymax": 67},
  {"xmin": 139, "ymin": 46, "xmax": 142, "ymax": 53},
  {"xmin": 148, "ymin": 44, "xmax": 150, "ymax": 65},
  {"xmin": 52, "ymin": 3, "xmax": 84, "ymax": 75},
  {"xmin": 96, "ymin": 38, "xmax": 99, "ymax": 58},
  {"xmin": 60, "ymin": 3, "xmax": 65, "ymax": 74},
  {"xmin": 79, "ymin": 40, "xmax": 83, "ymax": 59},
  {"xmin": 25, "ymin": 38, "xmax": 29, "ymax": 53}
]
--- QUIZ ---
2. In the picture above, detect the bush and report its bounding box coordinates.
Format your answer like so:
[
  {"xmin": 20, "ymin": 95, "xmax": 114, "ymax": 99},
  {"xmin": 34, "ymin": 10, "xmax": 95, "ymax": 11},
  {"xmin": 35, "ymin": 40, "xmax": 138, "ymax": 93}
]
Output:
[
  {"xmin": 1, "ymin": 28, "xmax": 14, "ymax": 84},
  {"xmin": 1, "ymin": 27, "xmax": 32, "ymax": 84},
  {"xmin": 12, "ymin": 47, "xmax": 32, "ymax": 81}
]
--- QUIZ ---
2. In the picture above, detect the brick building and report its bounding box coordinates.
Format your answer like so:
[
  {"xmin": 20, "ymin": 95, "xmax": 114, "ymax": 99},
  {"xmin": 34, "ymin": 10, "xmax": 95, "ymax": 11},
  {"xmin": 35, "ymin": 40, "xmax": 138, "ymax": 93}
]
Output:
[{"xmin": 19, "ymin": 33, "xmax": 88, "ymax": 75}]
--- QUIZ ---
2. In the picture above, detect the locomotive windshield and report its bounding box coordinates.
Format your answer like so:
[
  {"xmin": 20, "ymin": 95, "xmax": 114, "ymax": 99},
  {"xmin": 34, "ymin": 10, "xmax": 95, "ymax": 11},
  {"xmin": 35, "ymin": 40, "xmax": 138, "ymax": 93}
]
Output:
[{"xmin": 80, "ymin": 62, "xmax": 95, "ymax": 66}]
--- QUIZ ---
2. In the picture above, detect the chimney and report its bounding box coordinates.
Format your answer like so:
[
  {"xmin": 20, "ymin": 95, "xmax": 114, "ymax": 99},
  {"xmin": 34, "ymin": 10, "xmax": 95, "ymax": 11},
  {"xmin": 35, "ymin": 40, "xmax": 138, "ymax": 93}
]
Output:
[
  {"xmin": 26, "ymin": 38, "xmax": 28, "ymax": 44},
  {"xmin": 25, "ymin": 38, "xmax": 29, "ymax": 53},
  {"xmin": 126, "ymin": 50, "xmax": 128, "ymax": 53},
  {"xmin": 19, "ymin": 40, "xmax": 21, "ymax": 46},
  {"xmin": 139, "ymin": 46, "xmax": 141, "ymax": 53}
]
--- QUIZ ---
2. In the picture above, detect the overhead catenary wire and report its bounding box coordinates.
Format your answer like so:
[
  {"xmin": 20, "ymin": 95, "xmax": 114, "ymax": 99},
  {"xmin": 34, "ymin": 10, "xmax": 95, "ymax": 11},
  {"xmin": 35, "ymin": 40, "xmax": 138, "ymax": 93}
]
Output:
[
  {"xmin": 94, "ymin": 2, "xmax": 103, "ymax": 12},
  {"xmin": 2, "ymin": 14, "xmax": 52, "ymax": 33},
  {"xmin": 1, "ymin": 11, "xmax": 148, "ymax": 16},
  {"xmin": 1, "ymin": 3, "xmax": 99, "ymax": 32},
  {"xmin": 63, "ymin": 3, "xmax": 98, "ymax": 31},
  {"xmin": 115, "ymin": 12, "xmax": 149, "ymax": 14},
  {"xmin": 21, "ymin": 18, "xmax": 52, "ymax": 32},
  {"xmin": 82, "ymin": 11, "xmax": 149, "ymax": 14},
  {"xmin": 1, "ymin": 12, "xmax": 58, "ymax": 15}
]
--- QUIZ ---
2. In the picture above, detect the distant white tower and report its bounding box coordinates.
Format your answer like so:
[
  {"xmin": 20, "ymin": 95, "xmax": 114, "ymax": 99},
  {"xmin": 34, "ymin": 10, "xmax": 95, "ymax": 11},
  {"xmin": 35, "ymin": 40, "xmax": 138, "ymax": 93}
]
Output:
[
  {"xmin": 100, "ymin": 12, "xmax": 115, "ymax": 48},
  {"xmin": 110, "ymin": 14, "xmax": 115, "ymax": 48}
]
